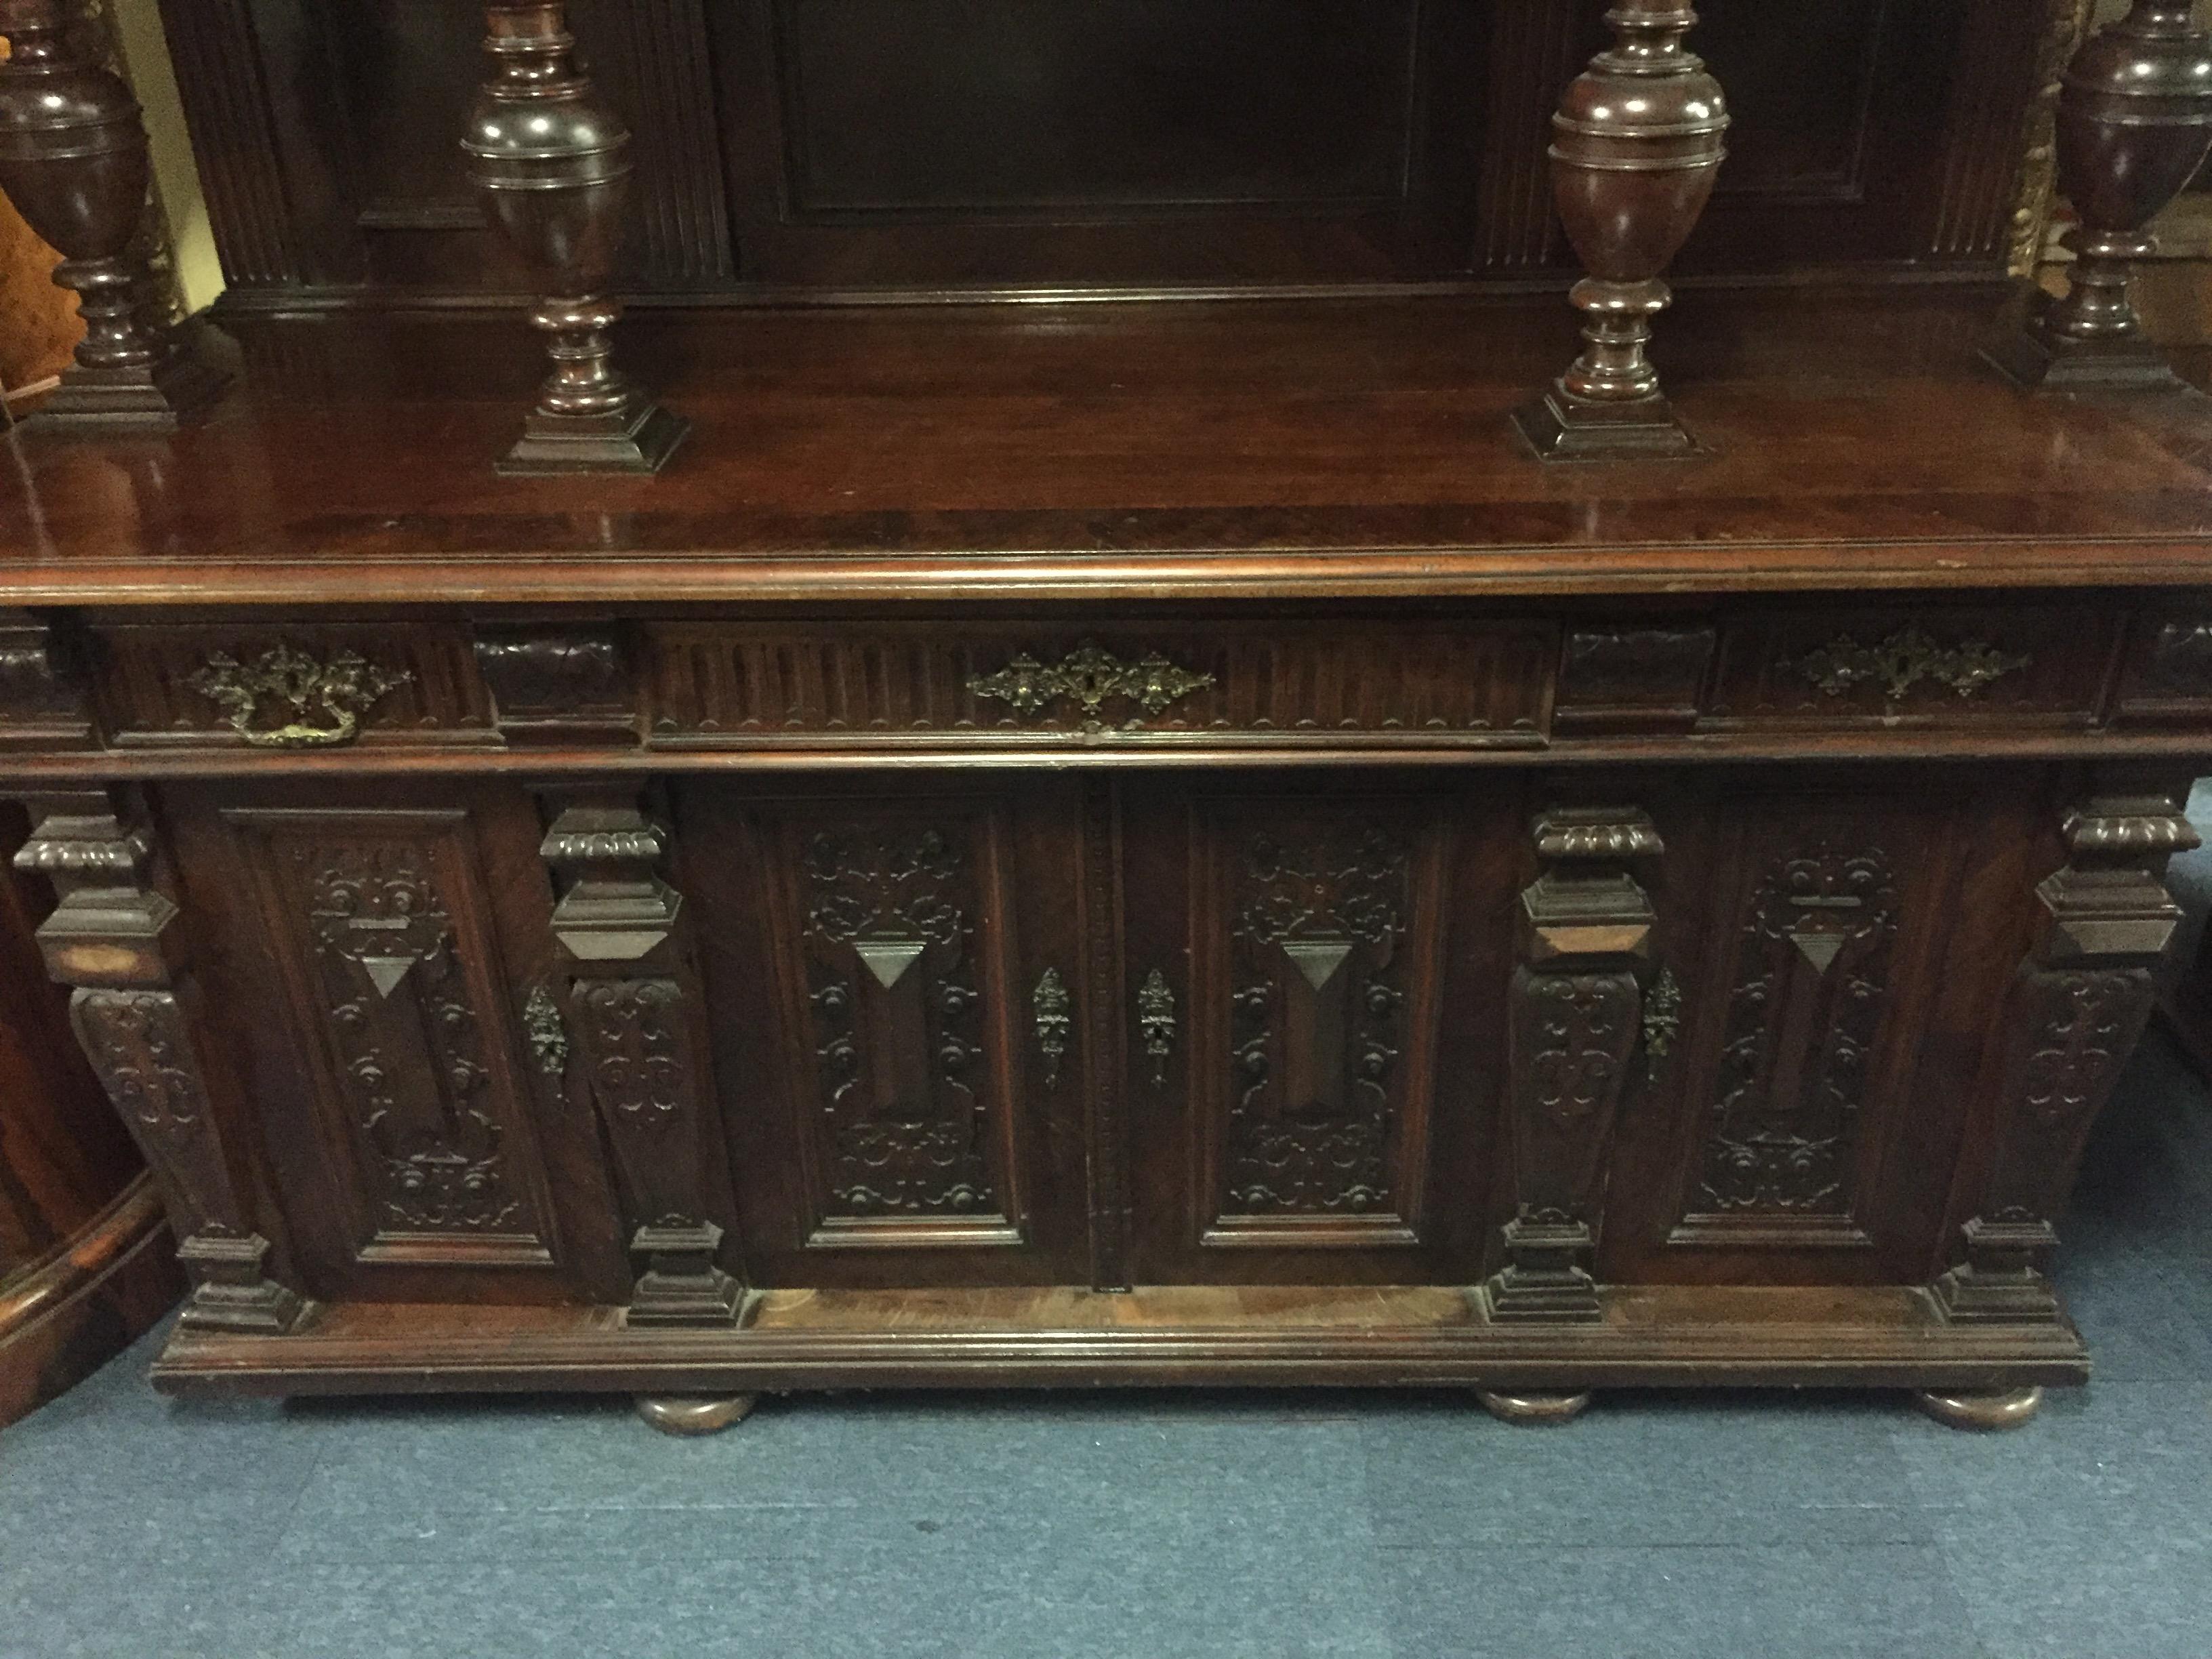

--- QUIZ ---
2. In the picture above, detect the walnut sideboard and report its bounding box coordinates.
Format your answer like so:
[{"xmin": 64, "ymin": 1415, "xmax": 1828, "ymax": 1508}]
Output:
[{"xmin": 1, "ymin": 291, "xmax": 2207, "ymax": 1432}]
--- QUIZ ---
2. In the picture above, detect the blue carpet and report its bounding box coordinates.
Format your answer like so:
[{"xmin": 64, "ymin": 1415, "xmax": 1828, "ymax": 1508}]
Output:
[{"xmin": 3, "ymin": 1048, "xmax": 2209, "ymax": 1658}]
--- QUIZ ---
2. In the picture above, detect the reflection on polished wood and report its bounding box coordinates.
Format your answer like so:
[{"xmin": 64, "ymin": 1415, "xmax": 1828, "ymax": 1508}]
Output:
[
  {"xmin": 634, "ymin": 1393, "xmax": 757, "ymax": 1436},
  {"xmin": 1914, "ymin": 1386, "xmax": 2046, "ymax": 1431}
]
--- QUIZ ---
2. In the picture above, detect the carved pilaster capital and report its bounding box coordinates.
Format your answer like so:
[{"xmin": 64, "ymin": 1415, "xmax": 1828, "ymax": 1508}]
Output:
[
  {"xmin": 1521, "ymin": 806, "xmax": 1662, "ymax": 966},
  {"xmin": 13, "ymin": 792, "xmax": 181, "ymax": 985},
  {"xmin": 539, "ymin": 798, "xmax": 681, "ymax": 968}
]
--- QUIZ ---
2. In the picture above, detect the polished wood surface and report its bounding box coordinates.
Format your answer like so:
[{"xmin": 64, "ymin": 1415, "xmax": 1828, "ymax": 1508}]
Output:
[
  {"xmin": 4, "ymin": 5, "xmax": 2210, "ymax": 1427},
  {"xmin": 5, "ymin": 291, "xmax": 2212, "ymax": 607}
]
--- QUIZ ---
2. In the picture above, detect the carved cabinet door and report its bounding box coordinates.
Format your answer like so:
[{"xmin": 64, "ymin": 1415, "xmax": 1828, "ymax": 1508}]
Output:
[
  {"xmin": 157, "ymin": 780, "xmax": 631, "ymax": 1305},
  {"xmin": 1115, "ymin": 779, "xmax": 1516, "ymax": 1285},
  {"xmin": 674, "ymin": 779, "xmax": 1094, "ymax": 1287},
  {"xmin": 1595, "ymin": 770, "xmax": 2051, "ymax": 1286}
]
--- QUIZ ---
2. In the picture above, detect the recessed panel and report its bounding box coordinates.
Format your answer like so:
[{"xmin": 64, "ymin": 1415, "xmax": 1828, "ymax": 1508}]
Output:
[{"xmin": 776, "ymin": 0, "xmax": 1420, "ymax": 216}]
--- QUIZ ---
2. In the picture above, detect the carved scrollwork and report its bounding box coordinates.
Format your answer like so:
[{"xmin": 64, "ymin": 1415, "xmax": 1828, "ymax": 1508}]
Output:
[
  {"xmin": 966, "ymin": 643, "xmax": 1214, "ymax": 726},
  {"xmin": 1693, "ymin": 844, "xmax": 1898, "ymax": 1221},
  {"xmin": 1788, "ymin": 627, "xmax": 2029, "ymax": 703},
  {"xmin": 801, "ymin": 824, "xmax": 997, "ymax": 1218},
  {"xmin": 302, "ymin": 839, "xmax": 520, "ymax": 1233},
  {"xmin": 186, "ymin": 644, "xmax": 411, "ymax": 747},
  {"xmin": 1223, "ymin": 828, "xmax": 1408, "ymax": 1215}
]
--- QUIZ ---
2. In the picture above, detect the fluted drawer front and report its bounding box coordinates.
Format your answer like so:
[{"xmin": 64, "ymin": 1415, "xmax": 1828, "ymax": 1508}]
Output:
[{"xmin": 638, "ymin": 621, "xmax": 1555, "ymax": 745}]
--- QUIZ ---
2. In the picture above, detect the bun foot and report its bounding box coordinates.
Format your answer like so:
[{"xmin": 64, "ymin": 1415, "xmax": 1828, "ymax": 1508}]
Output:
[
  {"xmin": 1914, "ymin": 1385, "xmax": 2044, "ymax": 1431},
  {"xmin": 1477, "ymin": 1388, "xmax": 1592, "ymax": 1425},
  {"xmin": 634, "ymin": 1393, "xmax": 757, "ymax": 1436}
]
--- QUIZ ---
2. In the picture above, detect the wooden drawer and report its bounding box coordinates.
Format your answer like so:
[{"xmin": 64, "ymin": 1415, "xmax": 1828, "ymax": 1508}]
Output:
[
  {"xmin": 90, "ymin": 622, "xmax": 494, "ymax": 750},
  {"xmin": 1699, "ymin": 607, "xmax": 2119, "ymax": 731},
  {"xmin": 638, "ymin": 621, "xmax": 1555, "ymax": 747}
]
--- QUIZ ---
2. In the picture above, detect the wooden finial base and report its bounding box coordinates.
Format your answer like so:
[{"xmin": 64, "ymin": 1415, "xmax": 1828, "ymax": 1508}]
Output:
[
  {"xmin": 1512, "ymin": 386, "xmax": 1700, "ymax": 462},
  {"xmin": 30, "ymin": 334, "xmax": 230, "ymax": 434}
]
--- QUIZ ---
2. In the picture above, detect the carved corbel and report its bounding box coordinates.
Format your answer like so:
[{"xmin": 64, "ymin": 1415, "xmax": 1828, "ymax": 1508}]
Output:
[
  {"xmin": 1483, "ymin": 807, "xmax": 1662, "ymax": 1322},
  {"xmin": 539, "ymin": 792, "xmax": 740, "ymax": 1325},
  {"xmin": 12, "ymin": 791, "xmax": 300, "ymax": 1332},
  {"xmin": 1934, "ymin": 790, "xmax": 2198, "ymax": 1324}
]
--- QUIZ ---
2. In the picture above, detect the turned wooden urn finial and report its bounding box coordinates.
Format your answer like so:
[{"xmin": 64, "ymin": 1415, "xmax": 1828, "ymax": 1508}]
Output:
[
  {"xmin": 0, "ymin": 0, "xmax": 226, "ymax": 431},
  {"xmin": 1512, "ymin": 0, "xmax": 1727, "ymax": 461},
  {"xmin": 462, "ymin": 1, "xmax": 687, "ymax": 475},
  {"xmin": 1988, "ymin": 0, "xmax": 2212, "ymax": 392}
]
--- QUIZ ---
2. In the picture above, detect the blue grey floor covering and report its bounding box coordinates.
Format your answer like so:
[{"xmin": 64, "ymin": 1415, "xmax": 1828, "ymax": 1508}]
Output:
[{"xmin": 3, "ymin": 1023, "xmax": 2209, "ymax": 1659}]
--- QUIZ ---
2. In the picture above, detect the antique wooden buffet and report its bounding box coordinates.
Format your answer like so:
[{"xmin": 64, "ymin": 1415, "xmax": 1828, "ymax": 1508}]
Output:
[{"xmin": 1, "ymin": 0, "xmax": 2210, "ymax": 1435}]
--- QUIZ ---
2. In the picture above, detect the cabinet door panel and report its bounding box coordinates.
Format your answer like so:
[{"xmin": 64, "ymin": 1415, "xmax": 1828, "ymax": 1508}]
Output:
[
  {"xmin": 159, "ymin": 781, "xmax": 628, "ymax": 1305},
  {"xmin": 1120, "ymin": 781, "xmax": 1515, "ymax": 1284},
  {"xmin": 677, "ymin": 781, "xmax": 1090, "ymax": 1286},
  {"xmin": 1597, "ymin": 769, "xmax": 2048, "ymax": 1285}
]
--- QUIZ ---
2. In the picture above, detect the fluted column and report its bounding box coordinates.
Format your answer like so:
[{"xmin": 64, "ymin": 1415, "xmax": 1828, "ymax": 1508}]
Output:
[
  {"xmin": 0, "ymin": 0, "xmax": 225, "ymax": 431},
  {"xmin": 462, "ymin": 1, "xmax": 688, "ymax": 474},
  {"xmin": 1512, "ymin": 1, "xmax": 1727, "ymax": 461},
  {"xmin": 1988, "ymin": 0, "xmax": 2212, "ymax": 391}
]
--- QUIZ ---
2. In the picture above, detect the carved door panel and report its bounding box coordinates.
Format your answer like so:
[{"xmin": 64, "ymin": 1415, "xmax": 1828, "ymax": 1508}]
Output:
[
  {"xmin": 1118, "ymin": 780, "xmax": 1513, "ymax": 1285},
  {"xmin": 158, "ymin": 781, "xmax": 629, "ymax": 1305},
  {"xmin": 676, "ymin": 780, "xmax": 1092, "ymax": 1287},
  {"xmin": 1597, "ymin": 769, "xmax": 2050, "ymax": 1285}
]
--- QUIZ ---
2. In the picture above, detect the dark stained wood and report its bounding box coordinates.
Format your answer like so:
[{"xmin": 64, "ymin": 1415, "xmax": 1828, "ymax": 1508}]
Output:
[
  {"xmin": 0, "ymin": 800, "xmax": 182, "ymax": 1423},
  {"xmin": 3, "ymin": 18, "xmax": 2212, "ymax": 1420},
  {"xmin": 1989, "ymin": 0, "xmax": 2212, "ymax": 389},
  {"xmin": 1513, "ymin": 0, "xmax": 1728, "ymax": 459},
  {"xmin": 462, "ymin": 1, "xmax": 686, "ymax": 474},
  {"xmin": 0, "ymin": 0, "xmax": 225, "ymax": 428}
]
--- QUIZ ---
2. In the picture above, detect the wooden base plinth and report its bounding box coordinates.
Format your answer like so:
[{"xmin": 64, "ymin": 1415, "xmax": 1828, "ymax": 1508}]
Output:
[
  {"xmin": 1477, "ymin": 1388, "xmax": 1591, "ymax": 1425},
  {"xmin": 496, "ymin": 399, "xmax": 690, "ymax": 477},
  {"xmin": 635, "ymin": 1393, "xmax": 757, "ymax": 1435},
  {"xmin": 1511, "ymin": 386, "xmax": 1701, "ymax": 462},
  {"xmin": 1981, "ymin": 323, "xmax": 2194, "ymax": 395},
  {"xmin": 1914, "ymin": 1385, "xmax": 2045, "ymax": 1431},
  {"xmin": 148, "ymin": 1283, "xmax": 2091, "ymax": 1400},
  {"xmin": 27, "ymin": 343, "xmax": 230, "ymax": 434}
]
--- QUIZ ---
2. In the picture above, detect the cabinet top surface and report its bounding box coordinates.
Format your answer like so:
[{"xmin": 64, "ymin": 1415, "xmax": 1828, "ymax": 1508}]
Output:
[{"xmin": 7, "ymin": 288, "xmax": 2212, "ymax": 609}]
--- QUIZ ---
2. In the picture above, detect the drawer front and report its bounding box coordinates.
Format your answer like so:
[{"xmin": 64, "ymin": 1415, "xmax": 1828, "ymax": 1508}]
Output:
[
  {"xmin": 28, "ymin": 600, "xmax": 2175, "ymax": 760},
  {"xmin": 640, "ymin": 621, "xmax": 1554, "ymax": 746},
  {"xmin": 91, "ymin": 623, "xmax": 493, "ymax": 750},
  {"xmin": 1700, "ymin": 607, "xmax": 2118, "ymax": 731}
]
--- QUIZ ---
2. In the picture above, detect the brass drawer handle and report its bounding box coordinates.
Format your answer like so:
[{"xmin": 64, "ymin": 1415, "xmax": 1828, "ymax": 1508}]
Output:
[
  {"xmin": 966, "ymin": 643, "xmax": 1214, "ymax": 726},
  {"xmin": 186, "ymin": 645, "xmax": 412, "ymax": 748}
]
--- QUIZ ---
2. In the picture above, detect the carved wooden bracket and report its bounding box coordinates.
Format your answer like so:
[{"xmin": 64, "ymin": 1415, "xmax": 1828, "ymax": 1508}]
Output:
[
  {"xmin": 1031, "ymin": 967, "xmax": 1071, "ymax": 1088},
  {"xmin": 473, "ymin": 623, "xmax": 636, "ymax": 744},
  {"xmin": 12, "ymin": 791, "xmax": 300, "ymax": 1332},
  {"xmin": 1483, "ymin": 806, "xmax": 1661, "ymax": 1324},
  {"xmin": 539, "ymin": 793, "xmax": 740, "ymax": 1326},
  {"xmin": 1936, "ymin": 790, "xmax": 2197, "ymax": 1324}
]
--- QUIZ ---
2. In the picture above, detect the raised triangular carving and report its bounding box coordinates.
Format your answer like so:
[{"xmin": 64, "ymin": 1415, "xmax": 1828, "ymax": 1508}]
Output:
[
  {"xmin": 359, "ymin": 955, "xmax": 415, "ymax": 998},
  {"xmin": 1283, "ymin": 939, "xmax": 1353, "ymax": 991},
  {"xmin": 1790, "ymin": 928, "xmax": 1845, "ymax": 974},
  {"xmin": 856, "ymin": 939, "xmax": 926, "ymax": 989}
]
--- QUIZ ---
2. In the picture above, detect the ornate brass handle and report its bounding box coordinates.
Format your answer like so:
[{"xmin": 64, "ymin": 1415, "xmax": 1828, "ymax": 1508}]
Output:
[
  {"xmin": 966, "ymin": 643, "xmax": 1215, "ymax": 726},
  {"xmin": 1137, "ymin": 967, "xmax": 1177, "ymax": 1086},
  {"xmin": 186, "ymin": 644, "xmax": 412, "ymax": 748},
  {"xmin": 1032, "ymin": 967, "xmax": 1071, "ymax": 1088}
]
